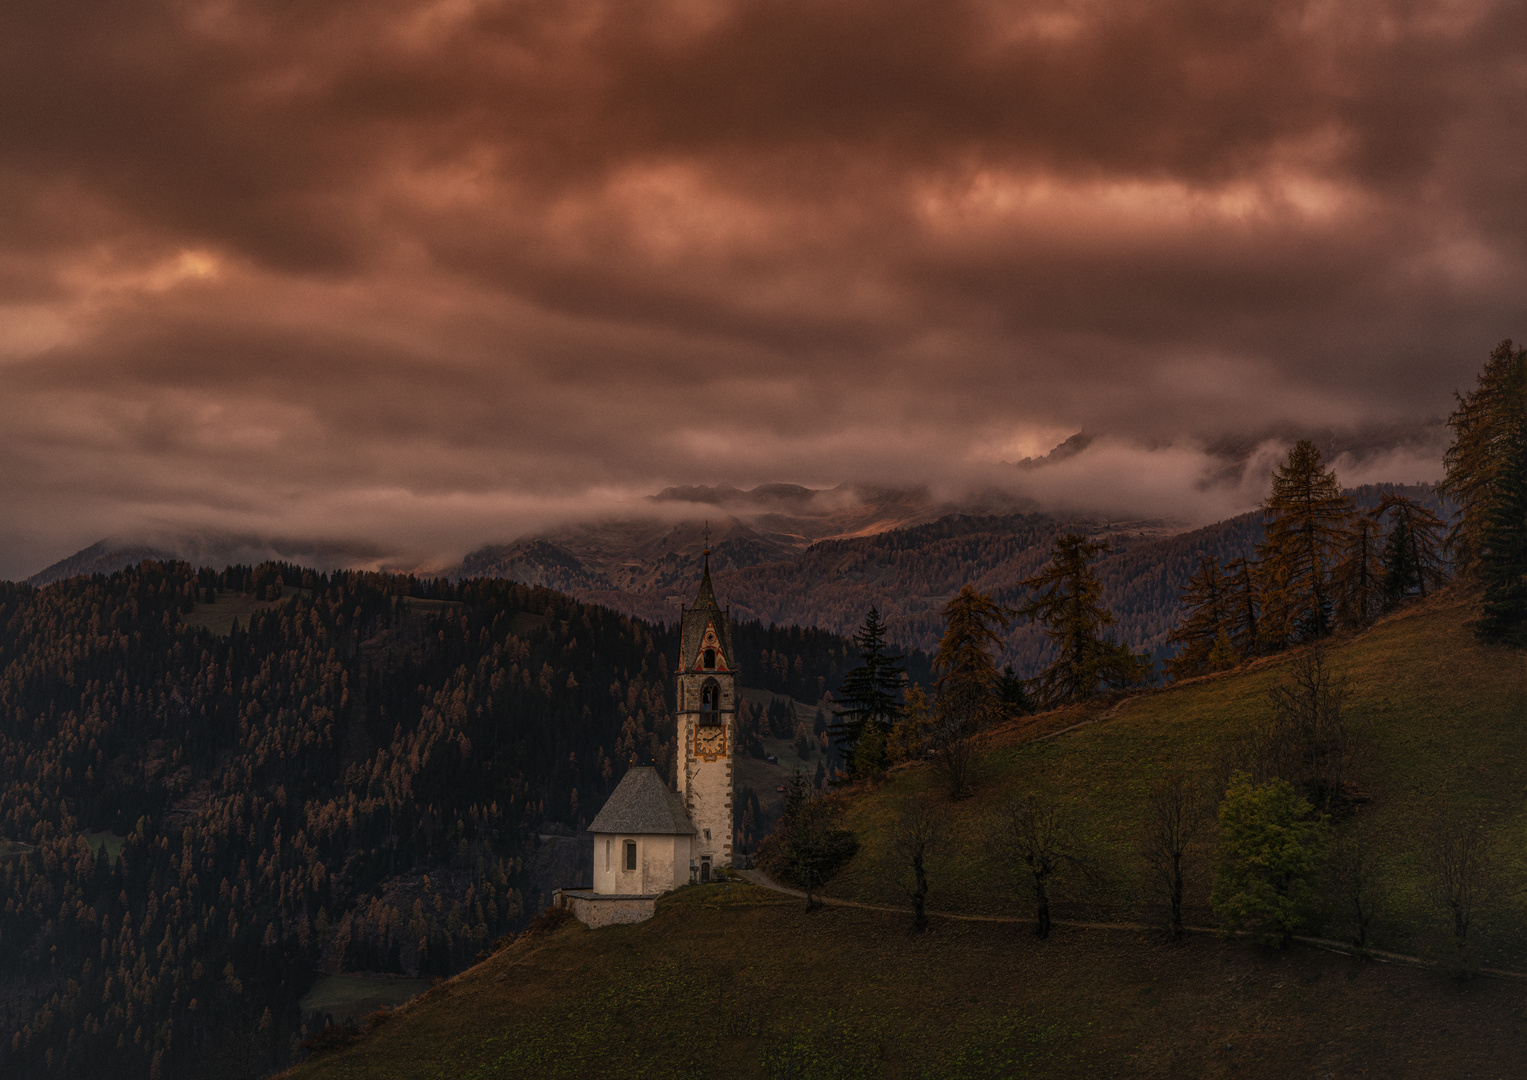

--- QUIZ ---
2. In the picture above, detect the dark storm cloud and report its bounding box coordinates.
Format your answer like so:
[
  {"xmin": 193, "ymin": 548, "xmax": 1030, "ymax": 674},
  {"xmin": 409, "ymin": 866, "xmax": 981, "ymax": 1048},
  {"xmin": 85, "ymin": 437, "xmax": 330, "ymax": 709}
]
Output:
[{"xmin": 1, "ymin": 0, "xmax": 1524, "ymax": 577}]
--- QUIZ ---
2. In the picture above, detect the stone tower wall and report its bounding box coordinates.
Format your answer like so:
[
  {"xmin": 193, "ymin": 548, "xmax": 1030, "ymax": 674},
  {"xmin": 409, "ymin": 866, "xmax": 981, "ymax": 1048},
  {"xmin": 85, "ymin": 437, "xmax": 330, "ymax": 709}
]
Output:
[{"xmin": 676, "ymin": 650, "xmax": 735, "ymax": 869}]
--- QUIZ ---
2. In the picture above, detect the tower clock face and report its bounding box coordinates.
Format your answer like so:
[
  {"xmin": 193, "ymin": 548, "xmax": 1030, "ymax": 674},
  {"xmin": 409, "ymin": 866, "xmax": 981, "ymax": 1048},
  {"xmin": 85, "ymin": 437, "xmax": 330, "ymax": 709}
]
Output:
[{"xmin": 694, "ymin": 726, "xmax": 727, "ymax": 757}]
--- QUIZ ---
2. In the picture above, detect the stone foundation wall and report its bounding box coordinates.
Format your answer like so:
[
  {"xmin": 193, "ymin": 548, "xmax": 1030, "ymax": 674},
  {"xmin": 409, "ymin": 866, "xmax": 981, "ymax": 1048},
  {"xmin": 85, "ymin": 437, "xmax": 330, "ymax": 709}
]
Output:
[{"xmin": 556, "ymin": 890, "xmax": 657, "ymax": 928}]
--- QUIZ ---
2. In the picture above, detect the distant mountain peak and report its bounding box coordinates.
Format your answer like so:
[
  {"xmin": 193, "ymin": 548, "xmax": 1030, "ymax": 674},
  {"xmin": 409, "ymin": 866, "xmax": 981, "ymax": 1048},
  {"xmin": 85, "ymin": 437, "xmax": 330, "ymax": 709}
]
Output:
[
  {"xmin": 1015, "ymin": 431, "xmax": 1095, "ymax": 469},
  {"xmin": 651, "ymin": 483, "xmax": 825, "ymax": 506}
]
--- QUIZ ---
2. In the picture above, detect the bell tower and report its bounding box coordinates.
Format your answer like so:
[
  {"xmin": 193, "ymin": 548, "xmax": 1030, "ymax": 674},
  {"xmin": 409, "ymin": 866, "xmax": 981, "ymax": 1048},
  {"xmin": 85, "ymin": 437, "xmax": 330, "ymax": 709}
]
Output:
[{"xmin": 676, "ymin": 540, "xmax": 735, "ymax": 878}]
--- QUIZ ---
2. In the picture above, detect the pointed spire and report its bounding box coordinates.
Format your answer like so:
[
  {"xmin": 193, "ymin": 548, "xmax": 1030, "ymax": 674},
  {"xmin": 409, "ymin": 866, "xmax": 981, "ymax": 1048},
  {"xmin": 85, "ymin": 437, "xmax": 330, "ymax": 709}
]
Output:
[{"xmin": 693, "ymin": 537, "xmax": 718, "ymax": 610}]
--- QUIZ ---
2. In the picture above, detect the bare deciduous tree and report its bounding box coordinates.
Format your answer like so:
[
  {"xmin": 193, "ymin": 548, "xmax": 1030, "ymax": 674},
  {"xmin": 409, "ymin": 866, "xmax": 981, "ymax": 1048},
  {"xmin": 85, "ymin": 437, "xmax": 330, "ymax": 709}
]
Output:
[
  {"xmin": 1425, "ymin": 809, "xmax": 1505, "ymax": 963},
  {"xmin": 992, "ymin": 795, "xmax": 1089, "ymax": 939},
  {"xmin": 1252, "ymin": 647, "xmax": 1358, "ymax": 812},
  {"xmin": 1326, "ymin": 832, "xmax": 1385, "ymax": 952},
  {"xmin": 888, "ymin": 800, "xmax": 947, "ymax": 932},
  {"xmin": 1140, "ymin": 775, "xmax": 1205, "ymax": 942},
  {"xmin": 930, "ymin": 706, "xmax": 983, "ymax": 801}
]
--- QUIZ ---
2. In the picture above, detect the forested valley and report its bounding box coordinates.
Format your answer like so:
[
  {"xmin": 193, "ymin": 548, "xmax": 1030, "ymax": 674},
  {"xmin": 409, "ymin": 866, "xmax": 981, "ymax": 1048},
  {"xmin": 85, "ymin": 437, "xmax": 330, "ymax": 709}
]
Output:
[{"xmin": 0, "ymin": 564, "xmax": 862, "ymax": 1079}]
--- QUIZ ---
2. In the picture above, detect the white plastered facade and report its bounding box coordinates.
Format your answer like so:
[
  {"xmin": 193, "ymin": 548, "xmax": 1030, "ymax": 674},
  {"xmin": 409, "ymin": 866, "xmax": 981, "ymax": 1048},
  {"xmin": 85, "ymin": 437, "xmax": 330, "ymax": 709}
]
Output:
[{"xmin": 592, "ymin": 832, "xmax": 691, "ymax": 895}]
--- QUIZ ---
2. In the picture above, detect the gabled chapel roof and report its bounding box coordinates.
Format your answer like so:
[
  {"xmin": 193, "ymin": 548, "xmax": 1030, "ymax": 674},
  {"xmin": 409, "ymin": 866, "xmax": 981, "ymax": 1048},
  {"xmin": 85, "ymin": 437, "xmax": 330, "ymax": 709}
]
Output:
[{"xmin": 586, "ymin": 766, "xmax": 696, "ymax": 835}]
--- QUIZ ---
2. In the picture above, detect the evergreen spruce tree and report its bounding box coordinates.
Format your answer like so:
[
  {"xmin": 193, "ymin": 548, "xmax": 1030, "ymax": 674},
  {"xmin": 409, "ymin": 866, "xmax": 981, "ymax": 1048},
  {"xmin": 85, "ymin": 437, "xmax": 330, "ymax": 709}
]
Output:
[
  {"xmin": 1017, "ymin": 534, "xmax": 1147, "ymax": 707},
  {"xmin": 1373, "ymin": 494, "xmax": 1450, "ymax": 610},
  {"xmin": 1256, "ymin": 440, "xmax": 1352, "ymax": 645},
  {"xmin": 1439, "ymin": 340, "xmax": 1527, "ymax": 575},
  {"xmin": 828, "ymin": 606, "xmax": 906, "ymax": 774},
  {"xmin": 1165, "ymin": 556, "xmax": 1231, "ymax": 681},
  {"xmin": 997, "ymin": 663, "xmax": 1036, "ymax": 716}
]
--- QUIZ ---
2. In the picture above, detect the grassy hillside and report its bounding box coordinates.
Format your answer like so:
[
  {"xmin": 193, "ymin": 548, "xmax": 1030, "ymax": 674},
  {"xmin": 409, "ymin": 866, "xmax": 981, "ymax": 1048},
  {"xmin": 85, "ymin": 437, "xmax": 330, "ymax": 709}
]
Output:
[
  {"xmin": 826, "ymin": 586, "xmax": 1527, "ymax": 965},
  {"xmin": 287, "ymin": 588, "xmax": 1527, "ymax": 1078}
]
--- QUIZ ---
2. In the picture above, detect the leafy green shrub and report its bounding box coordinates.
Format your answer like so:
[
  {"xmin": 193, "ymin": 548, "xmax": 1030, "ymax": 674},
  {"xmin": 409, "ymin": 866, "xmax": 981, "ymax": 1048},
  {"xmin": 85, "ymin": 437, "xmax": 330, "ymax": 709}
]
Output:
[{"xmin": 1211, "ymin": 773, "xmax": 1330, "ymax": 945}]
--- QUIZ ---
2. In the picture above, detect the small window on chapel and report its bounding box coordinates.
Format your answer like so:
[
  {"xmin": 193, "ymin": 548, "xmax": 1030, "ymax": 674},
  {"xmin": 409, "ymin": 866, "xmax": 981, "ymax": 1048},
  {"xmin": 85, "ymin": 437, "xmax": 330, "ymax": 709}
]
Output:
[
  {"xmin": 624, "ymin": 840, "xmax": 637, "ymax": 871},
  {"xmin": 703, "ymin": 648, "xmax": 716, "ymax": 669},
  {"xmin": 701, "ymin": 682, "xmax": 719, "ymax": 712}
]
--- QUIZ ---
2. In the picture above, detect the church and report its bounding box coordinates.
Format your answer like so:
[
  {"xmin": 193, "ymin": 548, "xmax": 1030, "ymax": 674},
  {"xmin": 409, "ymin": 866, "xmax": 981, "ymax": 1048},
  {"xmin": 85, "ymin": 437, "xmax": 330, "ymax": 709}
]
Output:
[{"xmin": 556, "ymin": 548, "xmax": 735, "ymax": 928}]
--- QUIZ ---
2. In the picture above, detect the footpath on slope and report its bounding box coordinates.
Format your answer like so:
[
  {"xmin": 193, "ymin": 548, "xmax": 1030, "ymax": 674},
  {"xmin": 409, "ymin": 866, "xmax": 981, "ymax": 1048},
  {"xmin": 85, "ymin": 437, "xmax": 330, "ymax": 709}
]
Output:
[{"xmin": 735, "ymin": 869, "xmax": 1527, "ymax": 982}]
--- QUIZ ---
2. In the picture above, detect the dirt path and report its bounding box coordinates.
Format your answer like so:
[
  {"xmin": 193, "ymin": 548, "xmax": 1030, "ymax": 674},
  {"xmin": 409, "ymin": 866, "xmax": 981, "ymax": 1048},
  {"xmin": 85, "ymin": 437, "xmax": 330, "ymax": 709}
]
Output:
[
  {"xmin": 737, "ymin": 869, "xmax": 1170, "ymax": 932},
  {"xmin": 735, "ymin": 869, "xmax": 1527, "ymax": 980}
]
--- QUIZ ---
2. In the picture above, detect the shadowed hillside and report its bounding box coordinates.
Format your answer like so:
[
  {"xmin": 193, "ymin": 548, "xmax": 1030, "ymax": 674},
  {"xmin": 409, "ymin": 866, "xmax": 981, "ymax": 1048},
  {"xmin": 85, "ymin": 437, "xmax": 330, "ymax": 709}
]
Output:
[{"xmin": 283, "ymin": 883, "xmax": 1527, "ymax": 1080}]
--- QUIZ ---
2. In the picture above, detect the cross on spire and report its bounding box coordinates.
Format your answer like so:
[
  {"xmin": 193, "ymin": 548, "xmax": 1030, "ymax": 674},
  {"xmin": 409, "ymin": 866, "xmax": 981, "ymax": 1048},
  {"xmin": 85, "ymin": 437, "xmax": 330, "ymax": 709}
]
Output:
[{"xmin": 702, "ymin": 521, "xmax": 711, "ymax": 554}]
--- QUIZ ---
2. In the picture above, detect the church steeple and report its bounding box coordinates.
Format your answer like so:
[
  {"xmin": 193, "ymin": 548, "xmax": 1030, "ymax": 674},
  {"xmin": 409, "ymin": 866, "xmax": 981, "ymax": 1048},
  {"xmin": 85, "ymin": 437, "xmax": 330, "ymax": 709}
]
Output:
[
  {"xmin": 680, "ymin": 529, "xmax": 732, "ymax": 674},
  {"xmin": 675, "ymin": 539, "xmax": 735, "ymax": 878},
  {"xmin": 693, "ymin": 542, "xmax": 718, "ymax": 611}
]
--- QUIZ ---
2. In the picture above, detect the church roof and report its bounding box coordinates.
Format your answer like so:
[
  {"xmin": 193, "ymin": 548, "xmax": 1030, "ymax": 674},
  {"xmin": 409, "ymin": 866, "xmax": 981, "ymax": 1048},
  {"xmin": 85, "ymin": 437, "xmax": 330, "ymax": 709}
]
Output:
[
  {"xmin": 680, "ymin": 551, "xmax": 734, "ymax": 669},
  {"xmin": 586, "ymin": 766, "xmax": 696, "ymax": 836}
]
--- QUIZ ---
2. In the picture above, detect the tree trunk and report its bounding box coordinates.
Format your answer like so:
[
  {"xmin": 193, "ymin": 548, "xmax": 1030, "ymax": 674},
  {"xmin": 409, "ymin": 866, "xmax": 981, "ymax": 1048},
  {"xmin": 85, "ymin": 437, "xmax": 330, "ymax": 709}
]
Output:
[
  {"xmin": 1034, "ymin": 877, "xmax": 1051, "ymax": 939},
  {"xmin": 1169, "ymin": 854, "xmax": 1184, "ymax": 942},
  {"xmin": 912, "ymin": 854, "xmax": 928, "ymax": 933}
]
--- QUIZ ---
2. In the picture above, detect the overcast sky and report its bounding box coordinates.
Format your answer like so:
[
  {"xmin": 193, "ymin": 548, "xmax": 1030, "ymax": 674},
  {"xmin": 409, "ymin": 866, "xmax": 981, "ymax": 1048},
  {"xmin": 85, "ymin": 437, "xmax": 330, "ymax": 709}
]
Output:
[{"xmin": 2, "ymin": 0, "xmax": 1524, "ymax": 578}]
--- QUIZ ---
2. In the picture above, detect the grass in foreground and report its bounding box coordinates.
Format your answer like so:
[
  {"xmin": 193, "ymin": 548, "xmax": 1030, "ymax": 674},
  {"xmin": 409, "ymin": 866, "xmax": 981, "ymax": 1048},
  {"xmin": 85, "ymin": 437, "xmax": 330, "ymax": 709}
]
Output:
[{"xmin": 287, "ymin": 882, "xmax": 1527, "ymax": 1080}]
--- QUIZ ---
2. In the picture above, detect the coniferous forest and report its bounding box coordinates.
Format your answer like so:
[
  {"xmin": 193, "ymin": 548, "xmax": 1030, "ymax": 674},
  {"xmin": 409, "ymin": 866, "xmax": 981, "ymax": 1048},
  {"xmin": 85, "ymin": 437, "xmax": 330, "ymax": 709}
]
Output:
[{"xmin": 0, "ymin": 564, "xmax": 860, "ymax": 1079}]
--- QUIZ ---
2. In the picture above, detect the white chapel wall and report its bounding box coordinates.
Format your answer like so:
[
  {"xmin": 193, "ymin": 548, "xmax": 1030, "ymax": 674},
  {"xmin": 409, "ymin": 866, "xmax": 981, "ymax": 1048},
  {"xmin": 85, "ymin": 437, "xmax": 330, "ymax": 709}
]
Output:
[{"xmin": 593, "ymin": 833, "xmax": 691, "ymax": 895}]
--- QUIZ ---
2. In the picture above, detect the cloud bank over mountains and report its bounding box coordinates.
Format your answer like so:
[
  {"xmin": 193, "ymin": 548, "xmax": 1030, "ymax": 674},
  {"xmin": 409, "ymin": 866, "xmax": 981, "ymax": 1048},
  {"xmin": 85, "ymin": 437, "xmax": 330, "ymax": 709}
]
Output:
[{"xmin": 1, "ymin": 0, "xmax": 1520, "ymax": 578}]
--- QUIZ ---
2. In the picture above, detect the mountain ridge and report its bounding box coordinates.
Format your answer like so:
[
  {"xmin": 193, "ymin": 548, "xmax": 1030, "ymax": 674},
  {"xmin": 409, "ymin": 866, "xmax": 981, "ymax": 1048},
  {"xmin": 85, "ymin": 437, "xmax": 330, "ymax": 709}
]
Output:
[{"xmin": 25, "ymin": 483, "xmax": 1446, "ymax": 680}]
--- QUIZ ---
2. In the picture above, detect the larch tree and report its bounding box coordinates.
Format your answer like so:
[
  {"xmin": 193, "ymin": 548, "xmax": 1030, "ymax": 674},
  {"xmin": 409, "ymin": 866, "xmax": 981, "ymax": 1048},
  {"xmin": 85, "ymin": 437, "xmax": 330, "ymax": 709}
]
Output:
[
  {"xmin": 932, "ymin": 585, "xmax": 1011, "ymax": 713},
  {"xmin": 1165, "ymin": 556, "xmax": 1232, "ymax": 681},
  {"xmin": 1333, "ymin": 515, "xmax": 1383, "ymax": 629},
  {"xmin": 1256, "ymin": 440, "xmax": 1353, "ymax": 645},
  {"xmin": 1438, "ymin": 340, "xmax": 1527, "ymax": 575},
  {"xmin": 829, "ymin": 606, "xmax": 906, "ymax": 776},
  {"xmin": 1475, "ymin": 400, "xmax": 1527, "ymax": 644},
  {"xmin": 1017, "ymin": 534, "xmax": 1147, "ymax": 706},
  {"xmin": 1221, "ymin": 557, "xmax": 1261, "ymax": 656},
  {"xmin": 930, "ymin": 586, "xmax": 1011, "ymax": 798}
]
